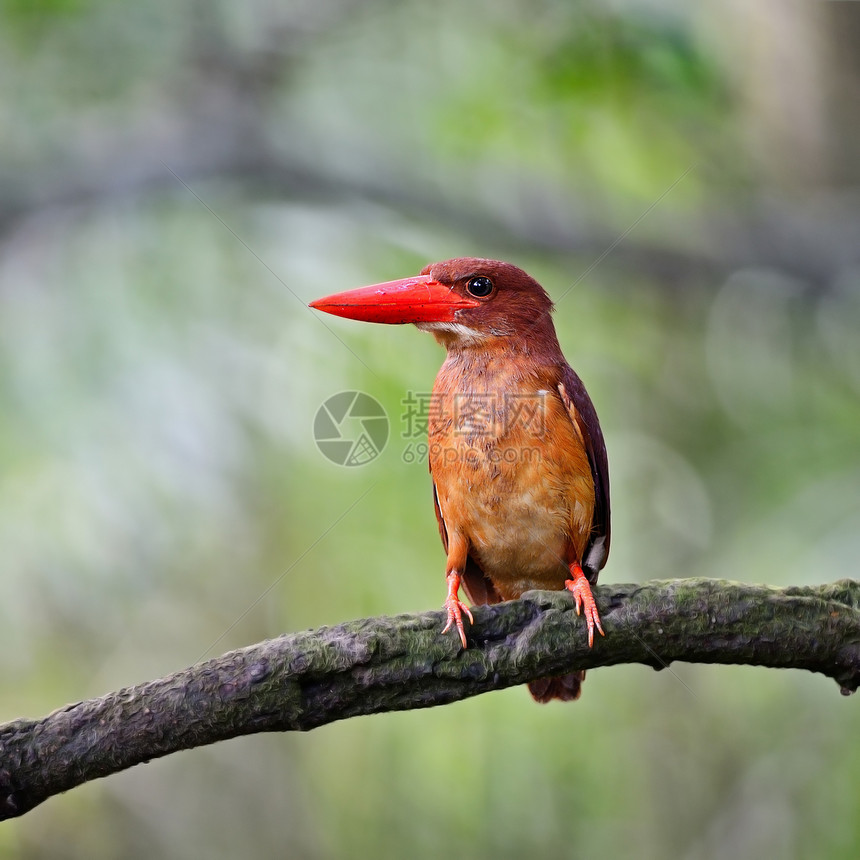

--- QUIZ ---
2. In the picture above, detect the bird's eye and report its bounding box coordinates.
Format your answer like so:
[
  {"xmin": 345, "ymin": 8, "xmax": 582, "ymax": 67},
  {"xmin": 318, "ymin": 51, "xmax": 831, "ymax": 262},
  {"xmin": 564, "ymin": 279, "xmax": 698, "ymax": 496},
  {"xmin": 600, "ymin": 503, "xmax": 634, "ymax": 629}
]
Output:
[{"xmin": 466, "ymin": 276, "xmax": 494, "ymax": 298}]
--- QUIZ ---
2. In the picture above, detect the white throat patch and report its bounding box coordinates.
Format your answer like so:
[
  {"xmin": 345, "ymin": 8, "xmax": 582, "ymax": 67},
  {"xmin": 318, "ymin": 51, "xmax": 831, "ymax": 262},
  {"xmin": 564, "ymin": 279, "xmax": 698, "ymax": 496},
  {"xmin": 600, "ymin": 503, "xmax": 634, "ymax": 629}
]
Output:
[{"xmin": 416, "ymin": 321, "xmax": 488, "ymax": 344}]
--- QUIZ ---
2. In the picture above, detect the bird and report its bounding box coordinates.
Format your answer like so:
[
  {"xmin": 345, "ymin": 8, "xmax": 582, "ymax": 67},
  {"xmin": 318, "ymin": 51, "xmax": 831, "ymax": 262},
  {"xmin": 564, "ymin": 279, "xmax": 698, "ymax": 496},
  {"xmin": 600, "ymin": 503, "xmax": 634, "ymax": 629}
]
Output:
[{"xmin": 309, "ymin": 258, "xmax": 610, "ymax": 702}]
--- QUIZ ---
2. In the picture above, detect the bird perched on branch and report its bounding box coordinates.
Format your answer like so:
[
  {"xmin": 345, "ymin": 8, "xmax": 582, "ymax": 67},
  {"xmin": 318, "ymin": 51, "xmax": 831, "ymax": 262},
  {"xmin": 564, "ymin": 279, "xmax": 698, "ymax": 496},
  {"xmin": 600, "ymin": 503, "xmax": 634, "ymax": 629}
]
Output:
[{"xmin": 310, "ymin": 258, "xmax": 610, "ymax": 701}]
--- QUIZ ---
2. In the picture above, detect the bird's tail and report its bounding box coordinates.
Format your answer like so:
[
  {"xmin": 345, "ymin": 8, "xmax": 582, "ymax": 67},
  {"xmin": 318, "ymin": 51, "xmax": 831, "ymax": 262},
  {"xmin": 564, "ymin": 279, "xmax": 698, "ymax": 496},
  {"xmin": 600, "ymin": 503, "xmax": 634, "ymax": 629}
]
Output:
[{"xmin": 527, "ymin": 671, "xmax": 585, "ymax": 703}]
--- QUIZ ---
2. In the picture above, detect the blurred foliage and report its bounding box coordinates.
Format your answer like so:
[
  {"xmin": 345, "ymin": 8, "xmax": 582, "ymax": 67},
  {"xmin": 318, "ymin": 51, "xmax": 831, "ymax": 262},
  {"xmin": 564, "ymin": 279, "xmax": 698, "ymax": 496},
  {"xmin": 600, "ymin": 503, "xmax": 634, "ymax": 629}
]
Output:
[{"xmin": 1, "ymin": 1, "xmax": 859, "ymax": 859}]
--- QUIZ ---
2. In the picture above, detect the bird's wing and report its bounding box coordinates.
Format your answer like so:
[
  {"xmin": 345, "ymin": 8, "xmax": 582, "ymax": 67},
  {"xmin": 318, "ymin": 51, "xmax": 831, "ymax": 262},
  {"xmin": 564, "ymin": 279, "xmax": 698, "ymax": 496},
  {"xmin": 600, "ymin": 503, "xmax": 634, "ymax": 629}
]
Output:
[
  {"xmin": 431, "ymin": 477, "xmax": 501, "ymax": 605},
  {"xmin": 559, "ymin": 366, "xmax": 611, "ymax": 580}
]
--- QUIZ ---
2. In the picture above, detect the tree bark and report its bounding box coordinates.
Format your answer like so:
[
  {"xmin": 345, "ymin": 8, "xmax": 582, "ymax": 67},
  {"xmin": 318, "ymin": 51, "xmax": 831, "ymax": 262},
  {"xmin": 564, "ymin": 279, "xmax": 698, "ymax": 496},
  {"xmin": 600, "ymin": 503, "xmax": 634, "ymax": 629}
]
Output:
[{"xmin": 2, "ymin": 578, "xmax": 859, "ymax": 820}]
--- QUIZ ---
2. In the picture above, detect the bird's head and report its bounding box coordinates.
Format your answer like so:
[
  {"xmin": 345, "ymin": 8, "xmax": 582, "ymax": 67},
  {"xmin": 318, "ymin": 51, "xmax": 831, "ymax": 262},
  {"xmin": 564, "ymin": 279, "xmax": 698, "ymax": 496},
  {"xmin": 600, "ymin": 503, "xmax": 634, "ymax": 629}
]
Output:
[{"xmin": 309, "ymin": 257, "xmax": 556, "ymax": 349}]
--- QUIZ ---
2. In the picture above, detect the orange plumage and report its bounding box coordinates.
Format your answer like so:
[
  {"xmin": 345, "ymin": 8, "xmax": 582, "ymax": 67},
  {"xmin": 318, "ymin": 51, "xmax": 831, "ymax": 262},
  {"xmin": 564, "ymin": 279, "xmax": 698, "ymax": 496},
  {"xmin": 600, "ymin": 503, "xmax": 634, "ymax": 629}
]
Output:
[{"xmin": 311, "ymin": 258, "xmax": 610, "ymax": 701}]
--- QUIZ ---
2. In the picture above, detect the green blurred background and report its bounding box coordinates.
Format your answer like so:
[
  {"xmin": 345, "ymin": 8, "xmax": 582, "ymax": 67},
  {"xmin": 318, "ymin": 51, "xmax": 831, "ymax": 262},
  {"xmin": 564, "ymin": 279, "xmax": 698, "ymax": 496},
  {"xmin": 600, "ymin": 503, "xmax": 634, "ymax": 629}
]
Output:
[{"xmin": 2, "ymin": 1, "xmax": 859, "ymax": 857}]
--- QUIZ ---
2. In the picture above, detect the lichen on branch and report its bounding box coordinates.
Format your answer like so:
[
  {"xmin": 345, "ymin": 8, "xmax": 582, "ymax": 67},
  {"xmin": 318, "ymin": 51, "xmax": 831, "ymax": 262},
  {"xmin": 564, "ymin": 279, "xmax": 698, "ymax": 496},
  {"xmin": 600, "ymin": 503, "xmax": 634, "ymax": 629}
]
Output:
[{"xmin": 1, "ymin": 578, "xmax": 858, "ymax": 821}]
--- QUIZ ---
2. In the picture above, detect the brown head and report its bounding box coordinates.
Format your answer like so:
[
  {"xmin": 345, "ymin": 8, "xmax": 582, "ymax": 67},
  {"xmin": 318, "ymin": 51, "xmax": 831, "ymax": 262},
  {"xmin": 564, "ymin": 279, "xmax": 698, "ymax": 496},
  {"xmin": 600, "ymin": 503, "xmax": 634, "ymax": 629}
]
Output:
[{"xmin": 309, "ymin": 257, "xmax": 559, "ymax": 351}]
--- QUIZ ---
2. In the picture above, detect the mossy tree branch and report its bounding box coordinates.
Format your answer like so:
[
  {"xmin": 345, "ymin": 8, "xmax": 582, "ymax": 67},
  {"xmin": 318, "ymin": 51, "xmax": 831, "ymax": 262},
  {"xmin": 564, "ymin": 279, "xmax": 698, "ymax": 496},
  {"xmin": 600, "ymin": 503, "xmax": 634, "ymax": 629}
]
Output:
[{"xmin": 2, "ymin": 578, "xmax": 859, "ymax": 820}]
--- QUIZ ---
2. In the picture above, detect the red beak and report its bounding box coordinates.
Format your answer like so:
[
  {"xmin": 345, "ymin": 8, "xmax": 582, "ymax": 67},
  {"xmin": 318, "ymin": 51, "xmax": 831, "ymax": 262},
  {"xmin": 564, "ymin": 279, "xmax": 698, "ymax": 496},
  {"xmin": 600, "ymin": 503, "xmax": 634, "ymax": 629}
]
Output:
[{"xmin": 309, "ymin": 275, "xmax": 481, "ymax": 325}]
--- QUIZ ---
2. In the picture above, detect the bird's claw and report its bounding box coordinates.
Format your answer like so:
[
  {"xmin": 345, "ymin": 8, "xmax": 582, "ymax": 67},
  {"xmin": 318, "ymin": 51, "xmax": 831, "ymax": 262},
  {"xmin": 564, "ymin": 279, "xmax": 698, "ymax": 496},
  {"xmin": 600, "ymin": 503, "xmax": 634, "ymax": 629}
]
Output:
[
  {"xmin": 442, "ymin": 571, "xmax": 473, "ymax": 649},
  {"xmin": 565, "ymin": 568, "xmax": 604, "ymax": 648},
  {"xmin": 442, "ymin": 597, "xmax": 473, "ymax": 649}
]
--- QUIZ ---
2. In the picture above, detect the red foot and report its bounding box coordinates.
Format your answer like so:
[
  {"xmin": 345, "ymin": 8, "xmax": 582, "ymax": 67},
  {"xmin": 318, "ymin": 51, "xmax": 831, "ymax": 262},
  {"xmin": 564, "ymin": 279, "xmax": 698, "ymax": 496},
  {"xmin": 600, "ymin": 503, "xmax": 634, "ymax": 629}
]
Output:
[
  {"xmin": 441, "ymin": 571, "xmax": 473, "ymax": 649},
  {"xmin": 565, "ymin": 562, "xmax": 604, "ymax": 648}
]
